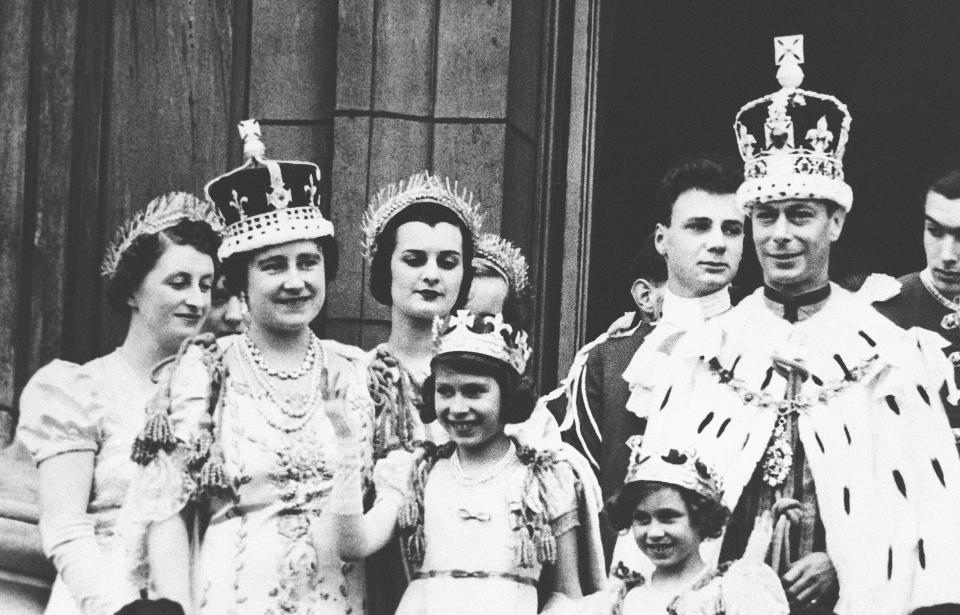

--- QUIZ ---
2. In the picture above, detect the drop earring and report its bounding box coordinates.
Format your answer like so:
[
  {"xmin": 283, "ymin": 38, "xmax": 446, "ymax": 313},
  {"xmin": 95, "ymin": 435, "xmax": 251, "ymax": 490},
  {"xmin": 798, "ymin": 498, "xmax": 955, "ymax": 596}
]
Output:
[{"xmin": 240, "ymin": 291, "xmax": 250, "ymax": 323}]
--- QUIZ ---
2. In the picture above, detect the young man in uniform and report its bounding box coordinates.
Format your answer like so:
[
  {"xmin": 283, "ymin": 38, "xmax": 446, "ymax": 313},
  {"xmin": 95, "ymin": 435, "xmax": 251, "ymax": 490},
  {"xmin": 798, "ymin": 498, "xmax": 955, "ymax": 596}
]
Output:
[
  {"xmin": 546, "ymin": 154, "xmax": 744, "ymax": 560},
  {"xmin": 874, "ymin": 168, "xmax": 960, "ymax": 446}
]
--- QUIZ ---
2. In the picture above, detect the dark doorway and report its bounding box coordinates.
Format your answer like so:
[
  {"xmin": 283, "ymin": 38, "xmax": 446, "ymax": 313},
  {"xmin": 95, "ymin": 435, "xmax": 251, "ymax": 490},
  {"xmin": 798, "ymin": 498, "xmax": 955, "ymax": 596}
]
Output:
[{"xmin": 587, "ymin": 1, "xmax": 960, "ymax": 337}]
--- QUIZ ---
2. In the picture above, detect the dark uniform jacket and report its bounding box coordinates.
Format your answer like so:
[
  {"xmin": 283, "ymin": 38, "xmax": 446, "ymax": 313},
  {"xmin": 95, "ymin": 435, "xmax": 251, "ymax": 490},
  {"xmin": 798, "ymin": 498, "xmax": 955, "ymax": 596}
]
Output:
[{"xmin": 874, "ymin": 271, "xmax": 960, "ymax": 441}]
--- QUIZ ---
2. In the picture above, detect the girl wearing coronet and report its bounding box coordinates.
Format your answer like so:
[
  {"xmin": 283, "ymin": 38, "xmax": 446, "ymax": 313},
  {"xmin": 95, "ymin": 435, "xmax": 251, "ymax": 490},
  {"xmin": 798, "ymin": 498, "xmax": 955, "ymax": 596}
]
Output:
[
  {"xmin": 325, "ymin": 311, "xmax": 584, "ymax": 615},
  {"xmin": 586, "ymin": 443, "xmax": 788, "ymax": 615},
  {"xmin": 18, "ymin": 192, "xmax": 220, "ymax": 615},
  {"xmin": 126, "ymin": 120, "xmax": 375, "ymax": 614}
]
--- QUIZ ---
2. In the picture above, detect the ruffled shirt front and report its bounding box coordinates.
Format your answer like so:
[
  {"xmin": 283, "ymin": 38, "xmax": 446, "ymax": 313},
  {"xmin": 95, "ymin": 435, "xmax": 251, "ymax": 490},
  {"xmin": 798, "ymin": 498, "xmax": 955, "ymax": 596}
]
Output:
[{"xmin": 622, "ymin": 286, "xmax": 732, "ymax": 421}]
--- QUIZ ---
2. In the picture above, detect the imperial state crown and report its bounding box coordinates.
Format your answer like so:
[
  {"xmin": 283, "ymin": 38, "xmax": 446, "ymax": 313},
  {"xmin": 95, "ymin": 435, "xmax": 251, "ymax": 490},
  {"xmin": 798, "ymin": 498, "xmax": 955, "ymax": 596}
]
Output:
[{"xmin": 734, "ymin": 35, "xmax": 853, "ymax": 212}]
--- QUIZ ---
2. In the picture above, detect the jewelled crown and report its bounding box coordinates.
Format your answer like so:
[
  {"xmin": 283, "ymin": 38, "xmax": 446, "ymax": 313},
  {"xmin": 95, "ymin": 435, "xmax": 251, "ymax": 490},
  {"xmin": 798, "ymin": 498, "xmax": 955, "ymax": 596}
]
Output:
[
  {"xmin": 205, "ymin": 119, "xmax": 334, "ymax": 260},
  {"xmin": 623, "ymin": 437, "xmax": 723, "ymax": 503},
  {"xmin": 361, "ymin": 171, "xmax": 484, "ymax": 263},
  {"xmin": 734, "ymin": 35, "xmax": 853, "ymax": 212},
  {"xmin": 100, "ymin": 191, "xmax": 221, "ymax": 279},
  {"xmin": 474, "ymin": 233, "xmax": 530, "ymax": 297},
  {"xmin": 433, "ymin": 310, "xmax": 532, "ymax": 375}
]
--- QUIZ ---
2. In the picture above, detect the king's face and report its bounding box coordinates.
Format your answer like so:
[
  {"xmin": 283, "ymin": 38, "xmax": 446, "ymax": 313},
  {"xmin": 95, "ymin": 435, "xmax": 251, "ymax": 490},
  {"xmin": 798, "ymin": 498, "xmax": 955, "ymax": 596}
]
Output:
[{"xmin": 752, "ymin": 199, "xmax": 846, "ymax": 294}]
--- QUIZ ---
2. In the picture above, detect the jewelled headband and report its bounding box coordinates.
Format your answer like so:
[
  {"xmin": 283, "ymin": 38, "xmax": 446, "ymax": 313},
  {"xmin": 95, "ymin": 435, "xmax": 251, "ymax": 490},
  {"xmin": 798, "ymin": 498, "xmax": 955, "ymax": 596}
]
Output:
[
  {"xmin": 622, "ymin": 437, "xmax": 723, "ymax": 504},
  {"xmin": 361, "ymin": 171, "xmax": 484, "ymax": 263},
  {"xmin": 100, "ymin": 191, "xmax": 221, "ymax": 280},
  {"xmin": 433, "ymin": 310, "xmax": 532, "ymax": 375},
  {"xmin": 474, "ymin": 233, "xmax": 530, "ymax": 297}
]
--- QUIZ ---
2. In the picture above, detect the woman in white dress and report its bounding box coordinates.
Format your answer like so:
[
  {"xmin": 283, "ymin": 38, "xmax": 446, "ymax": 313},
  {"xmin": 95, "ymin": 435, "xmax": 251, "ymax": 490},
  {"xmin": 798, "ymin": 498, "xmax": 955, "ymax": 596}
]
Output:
[
  {"xmin": 17, "ymin": 192, "xmax": 220, "ymax": 615},
  {"xmin": 129, "ymin": 121, "xmax": 376, "ymax": 614}
]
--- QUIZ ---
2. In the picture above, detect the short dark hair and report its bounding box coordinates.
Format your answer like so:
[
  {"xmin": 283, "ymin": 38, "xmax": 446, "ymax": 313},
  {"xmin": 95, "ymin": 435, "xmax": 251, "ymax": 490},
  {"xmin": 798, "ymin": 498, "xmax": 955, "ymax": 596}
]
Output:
[
  {"xmin": 105, "ymin": 219, "xmax": 220, "ymax": 315},
  {"xmin": 471, "ymin": 261, "xmax": 530, "ymax": 328},
  {"xmin": 369, "ymin": 202, "xmax": 475, "ymax": 308},
  {"xmin": 221, "ymin": 236, "xmax": 339, "ymax": 295},
  {"xmin": 606, "ymin": 481, "xmax": 729, "ymax": 540},
  {"xmin": 630, "ymin": 233, "xmax": 668, "ymax": 285},
  {"xmin": 929, "ymin": 168, "xmax": 960, "ymax": 200},
  {"xmin": 657, "ymin": 154, "xmax": 743, "ymax": 225},
  {"xmin": 420, "ymin": 351, "xmax": 535, "ymax": 425}
]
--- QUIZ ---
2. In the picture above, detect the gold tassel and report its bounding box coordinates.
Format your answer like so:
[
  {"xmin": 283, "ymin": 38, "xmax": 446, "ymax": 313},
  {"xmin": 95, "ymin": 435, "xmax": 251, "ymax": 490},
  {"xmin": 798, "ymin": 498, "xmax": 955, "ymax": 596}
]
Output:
[
  {"xmin": 399, "ymin": 498, "xmax": 421, "ymax": 529},
  {"xmin": 143, "ymin": 412, "xmax": 177, "ymax": 453},
  {"xmin": 198, "ymin": 457, "xmax": 230, "ymax": 498},
  {"xmin": 535, "ymin": 523, "xmax": 557, "ymax": 564},
  {"xmin": 518, "ymin": 528, "xmax": 536, "ymax": 568},
  {"xmin": 404, "ymin": 530, "xmax": 425, "ymax": 568},
  {"xmin": 130, "ymin": 436, "xmax": 155, "ymax": 465}
]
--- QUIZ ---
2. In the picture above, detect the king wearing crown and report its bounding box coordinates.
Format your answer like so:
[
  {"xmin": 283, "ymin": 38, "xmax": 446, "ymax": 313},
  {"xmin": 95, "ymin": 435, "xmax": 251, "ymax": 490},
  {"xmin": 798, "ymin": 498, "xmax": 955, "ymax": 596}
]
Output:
[{"xmin": 634, "ymin": 36, "xmax": 960, "ymax": 614}]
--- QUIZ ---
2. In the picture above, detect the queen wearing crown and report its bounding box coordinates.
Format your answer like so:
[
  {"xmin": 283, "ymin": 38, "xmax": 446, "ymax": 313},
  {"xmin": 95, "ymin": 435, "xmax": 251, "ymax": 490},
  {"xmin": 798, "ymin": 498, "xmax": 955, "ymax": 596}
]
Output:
[
  {"xmin": 17, "ymin": 193, "xmax": 220, "ymax": 615},
  {"xmin": 125, "ymin": 120, "xmax": 377, "ymax": 614}
]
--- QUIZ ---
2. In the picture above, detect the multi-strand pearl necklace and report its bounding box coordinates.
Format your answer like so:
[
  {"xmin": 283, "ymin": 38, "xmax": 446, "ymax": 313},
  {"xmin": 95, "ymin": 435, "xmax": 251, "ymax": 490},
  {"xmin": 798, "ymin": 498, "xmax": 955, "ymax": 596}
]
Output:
[
  {"xmin": 240, "ymin": 333, "xmax": 326, "ymax": 433},
  {"xmin": 244, "ymin": 333, "xmax": 321, "ymax": 380}
]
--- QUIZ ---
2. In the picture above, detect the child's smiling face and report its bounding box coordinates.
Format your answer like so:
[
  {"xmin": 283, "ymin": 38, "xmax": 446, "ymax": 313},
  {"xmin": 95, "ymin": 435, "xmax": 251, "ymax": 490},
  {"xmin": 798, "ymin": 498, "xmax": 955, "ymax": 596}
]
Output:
[
  {"xmin": 433, "ymin": 365, "xmax": 504, "ymax": 453},
  {"xmin": 631, "ymin": 485, "xmax": 702, "ymax": 572}
]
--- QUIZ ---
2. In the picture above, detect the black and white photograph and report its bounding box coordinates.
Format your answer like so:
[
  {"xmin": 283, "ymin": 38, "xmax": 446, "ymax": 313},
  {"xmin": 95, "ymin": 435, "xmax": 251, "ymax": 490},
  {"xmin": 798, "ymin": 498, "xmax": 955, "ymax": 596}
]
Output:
[{"xmin": 3, "ymin": 2, "xmax": 960, "ymax": 614}]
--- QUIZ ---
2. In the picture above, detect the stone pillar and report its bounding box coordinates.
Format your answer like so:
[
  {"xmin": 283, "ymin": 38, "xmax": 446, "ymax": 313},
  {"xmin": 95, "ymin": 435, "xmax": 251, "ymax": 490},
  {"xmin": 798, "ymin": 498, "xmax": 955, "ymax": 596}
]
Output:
[{"xmin": 330, "ymin": 0, "xmax": 546, "ymax": 350}]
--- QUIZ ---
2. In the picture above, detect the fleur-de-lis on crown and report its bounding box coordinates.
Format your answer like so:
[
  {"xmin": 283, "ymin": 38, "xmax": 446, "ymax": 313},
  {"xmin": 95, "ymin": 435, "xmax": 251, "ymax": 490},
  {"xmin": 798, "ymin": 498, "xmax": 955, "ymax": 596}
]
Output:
[
  {"xmin": 304, "ymin": 169, "xmax": 320, "ymax": 207},
  {"xmin": 805, "ymin": 116, "xmax": 834, "ymax": 152},
  {"xmin": 228, "ymin": 190, "xmax": 248, "ymax": 220}
]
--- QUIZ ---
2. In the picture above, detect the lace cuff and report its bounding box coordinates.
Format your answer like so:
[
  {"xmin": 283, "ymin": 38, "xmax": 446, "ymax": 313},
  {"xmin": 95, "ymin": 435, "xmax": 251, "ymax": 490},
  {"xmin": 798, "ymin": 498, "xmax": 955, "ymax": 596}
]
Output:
[
  {"xmin": 373, "ymin": 449, "xmax": 416, "ymax": 506},
  {"xmin": 330, "ymin": 437, "xmax": 364, "ymax": 516}
]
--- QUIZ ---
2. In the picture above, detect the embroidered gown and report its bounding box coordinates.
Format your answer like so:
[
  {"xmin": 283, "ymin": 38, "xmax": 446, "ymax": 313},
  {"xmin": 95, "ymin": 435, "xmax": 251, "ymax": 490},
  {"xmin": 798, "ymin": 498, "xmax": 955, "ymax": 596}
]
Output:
[
  {"xmin": 396, "ymin": 442, "xmax": 580, "ymax": 615},
  {"xmin": 18, "ymin": 351, "xmax": 154, "ymax": 615},
  {"xmin": 127, "ymin": 336, "xmax": 375, "ymax": 615}
]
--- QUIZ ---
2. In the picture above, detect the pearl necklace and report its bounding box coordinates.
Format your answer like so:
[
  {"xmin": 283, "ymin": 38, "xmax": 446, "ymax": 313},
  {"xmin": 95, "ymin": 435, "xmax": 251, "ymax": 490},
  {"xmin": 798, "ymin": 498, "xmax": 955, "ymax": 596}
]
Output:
[
  {"xmin": 451, "ymin": 441, "xmax": 516, "ymax": 486},
  {"xmin": 243, "ymin": 333, "xmax": 321, "ymax": 380},
  {"xmin": 239, "ymin": 336, "xmax": 327, "ymax": 433}
]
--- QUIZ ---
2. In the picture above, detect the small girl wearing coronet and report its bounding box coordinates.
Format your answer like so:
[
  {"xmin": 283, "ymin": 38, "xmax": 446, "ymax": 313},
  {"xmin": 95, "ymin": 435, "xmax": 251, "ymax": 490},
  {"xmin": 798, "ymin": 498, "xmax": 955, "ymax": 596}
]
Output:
[
  {"xmin": 325, "ymin": 311, "xmax": 585, "ymax": 614},
  {"xmin": 590, "ymin": 441, "xmax": 788, "ymax": 615}
]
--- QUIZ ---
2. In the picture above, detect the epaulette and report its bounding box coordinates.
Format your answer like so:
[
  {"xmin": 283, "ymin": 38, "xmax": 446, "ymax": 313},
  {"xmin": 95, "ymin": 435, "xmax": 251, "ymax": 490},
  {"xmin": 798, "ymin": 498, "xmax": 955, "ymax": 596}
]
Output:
[{"xmin": 606, "ymin": 311, "xmax": 644, "ymax": 339}]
